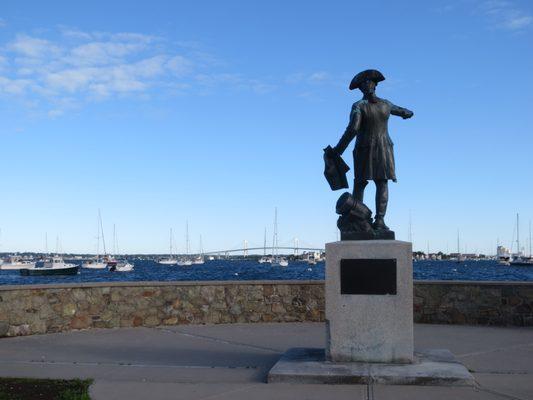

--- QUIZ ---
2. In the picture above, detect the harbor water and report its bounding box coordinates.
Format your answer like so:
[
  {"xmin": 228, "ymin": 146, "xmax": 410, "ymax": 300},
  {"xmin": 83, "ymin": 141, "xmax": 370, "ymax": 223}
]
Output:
[{"xmin": 1, "ymin": 259, "xmax": 532, "ymax": 286}]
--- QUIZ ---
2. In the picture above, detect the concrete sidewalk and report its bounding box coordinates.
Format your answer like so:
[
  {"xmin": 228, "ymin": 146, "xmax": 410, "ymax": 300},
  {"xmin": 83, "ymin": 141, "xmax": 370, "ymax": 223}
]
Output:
[{"xmin": 0, "ymin": 323, "xmax": 531, "ymax": 399}]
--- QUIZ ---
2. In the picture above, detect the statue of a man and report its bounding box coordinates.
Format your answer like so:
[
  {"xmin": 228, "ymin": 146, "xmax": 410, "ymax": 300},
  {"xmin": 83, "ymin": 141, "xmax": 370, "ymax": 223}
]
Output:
[{"xmin": 334, "ymin": 69, "xmax": 413, "ymax": 232}]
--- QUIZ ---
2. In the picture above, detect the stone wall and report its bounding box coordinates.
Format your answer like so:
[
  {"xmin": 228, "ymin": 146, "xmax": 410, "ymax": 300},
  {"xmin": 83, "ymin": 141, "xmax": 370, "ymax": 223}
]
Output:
[
  {"xmin": 0, "ymin": 280, "xmax": 531, "ymax": 337},
  {"xmin": 414, "ymin": 281, "xmax": 533, "ymax": 326},
  {"xmin": 0, "ymin": 281, "xmax": 324, "ymax": 337}
]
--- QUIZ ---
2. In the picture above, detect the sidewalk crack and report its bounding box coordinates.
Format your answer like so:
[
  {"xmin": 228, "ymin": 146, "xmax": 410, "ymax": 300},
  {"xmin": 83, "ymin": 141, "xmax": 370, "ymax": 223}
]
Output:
[{"xmin": 156, "ymin": 328, "xmax": 282, "ymax": 353}]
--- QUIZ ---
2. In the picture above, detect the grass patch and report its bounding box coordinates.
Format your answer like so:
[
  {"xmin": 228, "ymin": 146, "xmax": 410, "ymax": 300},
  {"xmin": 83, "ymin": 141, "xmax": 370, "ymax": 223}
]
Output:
[{"xmin": 0, "ymin": 377, "xmax": 92, "ymax": 400}]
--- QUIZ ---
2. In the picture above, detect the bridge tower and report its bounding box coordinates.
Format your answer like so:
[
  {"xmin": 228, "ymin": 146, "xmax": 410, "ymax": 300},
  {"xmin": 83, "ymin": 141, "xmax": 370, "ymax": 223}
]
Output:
[
  {"xmin": 244, "ymin": 240, "xmax": 248, "ymax": 257},
  {"xmin": 294, "ymin": 237, "xmax": 299, "ymax": 257}
]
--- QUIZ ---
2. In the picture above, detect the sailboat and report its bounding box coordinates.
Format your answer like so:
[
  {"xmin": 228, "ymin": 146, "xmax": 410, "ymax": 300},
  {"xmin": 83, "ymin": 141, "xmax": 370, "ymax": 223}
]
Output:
[
  {"xmin": 158, "ymin": 228, "xmax": 178, "ymax": 265},
  {"xmin": 82, "ymin": 211, "xmax": 107, "ymax": 269},
  {"xmin": 270, "ymin": 208, "xmax": 288, "ymax": 267},
  {"xmin": 177, "ymin": 221, "xmax": 193, "ymax": 266},
  {"xmin": 258, "ymin": 227, "xmax": 271, "ymax": 264},
  {"xmin": 455, "ymin": 230, "xmax": 465, "ymax": 263},
  {"xmin": 108, "ymin": 225, "xmax": 134, "ymax": 272},
  {"xmin": 510, "ymin": 214, "xmax": 533, "ymax": 266},
  {"xmin": 193, "ymin": 235, "xmax": 205, "ymax": 264}
]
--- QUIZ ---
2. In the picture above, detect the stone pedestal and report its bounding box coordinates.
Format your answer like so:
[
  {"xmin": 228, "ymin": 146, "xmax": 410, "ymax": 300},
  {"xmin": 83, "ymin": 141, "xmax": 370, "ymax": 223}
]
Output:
[
  {"xmin": 268, "ymin": 238, "xmax": 474, "ymax": 386},
  {"xmin": 325, "ymin": 240, "xmax": 413, "ymax": 363}
]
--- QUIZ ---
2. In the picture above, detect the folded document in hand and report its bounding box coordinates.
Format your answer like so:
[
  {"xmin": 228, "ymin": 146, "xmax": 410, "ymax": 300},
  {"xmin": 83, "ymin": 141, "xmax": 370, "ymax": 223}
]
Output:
[{"xmin": 323, "ymin": 145, "xmax": 350, "ymax": 191}]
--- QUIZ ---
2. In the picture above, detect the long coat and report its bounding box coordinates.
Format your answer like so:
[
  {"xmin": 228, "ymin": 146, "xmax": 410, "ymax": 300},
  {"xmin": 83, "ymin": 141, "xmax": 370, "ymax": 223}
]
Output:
[{"xmin": 335, "ymin": 98, "xmax": 410, "ymax": 182}]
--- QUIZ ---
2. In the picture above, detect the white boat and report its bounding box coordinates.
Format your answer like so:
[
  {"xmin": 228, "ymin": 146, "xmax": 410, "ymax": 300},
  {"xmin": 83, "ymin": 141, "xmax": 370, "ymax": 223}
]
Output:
[
  {"xmin": 497, "ymin": 245, "xmax": 512, "ymax": 265},
  {"xmin": 192, "ymin": 236, "xmax": 205, "ymax": 264},
  {"xmin": 107, "ymin": 226, "xmax": 134, "ymax": 271},
  {"xmin": 82, "ymin": 258, "xmax": 107, "ymax": 269},
  {"xmin": 193, "ymin": 255, "xmax": 205, "ymax": 265},
  {"xmin": 158, "ymin": 258, "xmax": 178, "ymax": 265},
  {"xmin": 1, "ymin": 255, "xmax": 36, "ymax": 270},
  {"xmin": 158, "ymin": 228, "xmax": 178, "ymax": 265},
  {"xmin": 177, "ymin": 258, "xmax": 193, "ymax": 266},
  {"xmin": 110, "ymin": 260, "xmax": 134, "ymax": 272},
  {"xmin": 278, "ymin": 257, "xmax": 289, "ymax": 267},
  {"xmin": 20, "ymin": 256, "xmax": 78, "ymax": 276},
  {"xmin": 307, "ymin": 257, "xmax": 317, "ymax": 265},
  {"xmin": 83, "ymin": 210, "xmax": 107, "ymax": 269}
]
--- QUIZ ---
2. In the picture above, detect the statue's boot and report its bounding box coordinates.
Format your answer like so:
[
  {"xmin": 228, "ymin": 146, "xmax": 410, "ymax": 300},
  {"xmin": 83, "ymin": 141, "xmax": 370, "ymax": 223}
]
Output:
[{"xmin": 374, "ymin": 180, "xmax": 390, "ymax": 231}]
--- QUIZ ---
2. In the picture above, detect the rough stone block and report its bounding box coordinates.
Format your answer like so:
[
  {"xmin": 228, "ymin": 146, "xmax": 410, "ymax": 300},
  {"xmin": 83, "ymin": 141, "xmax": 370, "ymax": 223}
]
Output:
[{"xmin": 326, "ymin": 240, "xmax": 413, "ymax": 363}]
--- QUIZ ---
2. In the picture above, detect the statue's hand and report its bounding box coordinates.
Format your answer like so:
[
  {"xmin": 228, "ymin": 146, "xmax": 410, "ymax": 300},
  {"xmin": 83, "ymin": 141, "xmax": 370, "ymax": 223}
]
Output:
[{"xmin": 402, "ymin": 110, "xmax": 414, "ymax": 119}]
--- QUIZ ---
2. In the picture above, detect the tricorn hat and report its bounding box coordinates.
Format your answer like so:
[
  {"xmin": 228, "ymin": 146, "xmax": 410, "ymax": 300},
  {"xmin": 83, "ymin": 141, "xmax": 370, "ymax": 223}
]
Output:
[{"xmin": 349, "ymin": 69, "xmax": 385, "ymax": 90}]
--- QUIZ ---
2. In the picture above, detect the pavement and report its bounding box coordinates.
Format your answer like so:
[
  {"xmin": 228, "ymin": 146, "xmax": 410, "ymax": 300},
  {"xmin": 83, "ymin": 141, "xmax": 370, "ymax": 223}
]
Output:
[{"xmin": 0, "ymin": 323, "xmax": 531, "ymax": 399}]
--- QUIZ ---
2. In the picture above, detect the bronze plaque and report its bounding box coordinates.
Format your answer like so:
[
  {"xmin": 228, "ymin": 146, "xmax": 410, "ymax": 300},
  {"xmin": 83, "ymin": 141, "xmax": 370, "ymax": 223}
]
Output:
[{"xmin": 340, "ymin": 259, "xmax": 397, "ymax": 295}]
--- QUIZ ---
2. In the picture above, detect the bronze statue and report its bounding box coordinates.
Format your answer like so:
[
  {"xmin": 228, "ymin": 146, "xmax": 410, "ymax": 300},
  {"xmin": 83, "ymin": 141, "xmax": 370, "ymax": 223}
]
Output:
[{"xmin": 324, "ymin": 69, "xmax": 413, "ymax": 240}]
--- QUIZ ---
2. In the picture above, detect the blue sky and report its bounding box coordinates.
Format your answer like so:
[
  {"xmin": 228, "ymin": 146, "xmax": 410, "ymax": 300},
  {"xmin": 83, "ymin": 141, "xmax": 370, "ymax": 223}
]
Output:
[{"xmin": 0, "ymin": 0, "xmax": 532, "ymax": 255}]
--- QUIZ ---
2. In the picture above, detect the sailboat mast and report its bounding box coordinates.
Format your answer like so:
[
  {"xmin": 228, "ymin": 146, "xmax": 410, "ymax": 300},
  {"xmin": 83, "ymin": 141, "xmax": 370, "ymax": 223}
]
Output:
[
  {"xmin": 96, "ymin": 214, "xmax": 100, "ymax": 258},
  {"xmin": 529, "ymin": 220, "xmax": 531, "ymax": 258},
  {"xmin": 199, "ymin": 235, "xmax": 203, "ymax": 256},
  {"xmin": 113, "ymin": 224, "xmax": 116, "ymax": 256},
  {"xmin": 273, "ymin": 208, "xmax": 278, "ymax": 258},
  {"xmin": 185, "ymin": 221, "xmax": 189, "ymax": 256},
  {"xmin": 99, "ymin": 210, "xmax": 107, "ymax": 256},
  {"xmin": 263, "ymin": 228, "xmax": 266, "ymax": 256},
  {"xmin": 516, "ymin": 213, "xmax": 520, "ymax": 255},
  {"xmin": 169, "ymin": 228, "xmax": 173, "ymax": 257}
]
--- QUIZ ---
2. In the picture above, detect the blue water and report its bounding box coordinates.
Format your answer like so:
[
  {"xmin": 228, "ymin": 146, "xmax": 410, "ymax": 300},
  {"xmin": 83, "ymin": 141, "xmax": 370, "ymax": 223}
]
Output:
[{"xmin": 1, "ymin": 259, "xmax": 532, "ymax": 286}]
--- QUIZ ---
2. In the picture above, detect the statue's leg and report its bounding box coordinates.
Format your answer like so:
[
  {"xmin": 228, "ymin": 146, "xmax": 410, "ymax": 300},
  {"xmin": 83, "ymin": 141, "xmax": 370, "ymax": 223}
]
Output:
[
  {"xmin": 374, "ymin": 179, "xmax": 390, "ymax": 230},
  {"xmin": 353, "ymin": 179, "xmax": 368, "ymax": 202}
]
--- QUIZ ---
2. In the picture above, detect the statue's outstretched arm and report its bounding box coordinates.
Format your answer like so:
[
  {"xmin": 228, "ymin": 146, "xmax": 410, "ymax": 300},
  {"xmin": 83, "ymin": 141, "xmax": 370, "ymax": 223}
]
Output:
[
  {"xmin": 334, "ymin": 104, "xmax": 361, "ymax": 155},
  {"xmin": 390, "ymin": 102, "xmax": 414, "ymax": 119}
]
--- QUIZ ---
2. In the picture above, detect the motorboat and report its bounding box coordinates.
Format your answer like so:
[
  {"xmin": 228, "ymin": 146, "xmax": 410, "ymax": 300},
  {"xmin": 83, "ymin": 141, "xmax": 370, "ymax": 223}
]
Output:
[
  {"xmin": 271, "ymin": 257, "xmax": 288, "ymax": 267},
  {"xmin": 177, "ymin": 258, "xmax": 193, "ymax": 266},
  {"xmin": 82, "ymin": 258, "xmax": 107, "ymax": 269},
  {"xmin": 193, "ymin": 255, "xmax": 205, "ymax": 265},
  {"xmin": 158, "ymin": 258, "xmax": 178, "ymax": 265},
  {"xmin": 20, "ymin": 256, "xmax": 78, "ymax": 276},
  {"xmin": 497, "ymin": 245, "xmax": 512, "ymax": 266},
  {"xmin": 1, "ymin": 255, "xmax": 36, "ymax": 270},
  {"xmin": 109, "ymin": 260, "xmax": 134, "ymax": 272}
]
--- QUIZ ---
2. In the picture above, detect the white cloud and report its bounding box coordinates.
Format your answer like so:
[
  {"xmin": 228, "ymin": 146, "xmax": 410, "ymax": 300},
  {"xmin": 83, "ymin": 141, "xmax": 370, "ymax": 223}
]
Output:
[
  {"xmin": 0, "ymin": 28, "xmax": 274, "ymax": 116},
  {"xmin": 480, "ymin": 0, "xmax": 532, "ymax": 31},
  {"xmin": 286, "ymin": 71, "xmax": 331, "ymax": 84},
  {"xmin": 0, "ymin": 76, "xmax": 32, "ymax": 95},
  {"xmin": 308, "ymin": 71, "xmax": 330, "ymax": 83},
  {"xmin": 8, "ymin": 34, "xmax": 61, "ymax": 58}
]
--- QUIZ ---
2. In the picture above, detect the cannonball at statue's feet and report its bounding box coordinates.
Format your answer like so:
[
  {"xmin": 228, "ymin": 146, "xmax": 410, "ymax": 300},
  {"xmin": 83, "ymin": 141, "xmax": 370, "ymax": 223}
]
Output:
[{"xmin": 373, "ymin": 216, "xmax": 390, "ymax": 231}]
